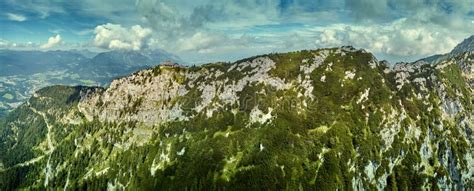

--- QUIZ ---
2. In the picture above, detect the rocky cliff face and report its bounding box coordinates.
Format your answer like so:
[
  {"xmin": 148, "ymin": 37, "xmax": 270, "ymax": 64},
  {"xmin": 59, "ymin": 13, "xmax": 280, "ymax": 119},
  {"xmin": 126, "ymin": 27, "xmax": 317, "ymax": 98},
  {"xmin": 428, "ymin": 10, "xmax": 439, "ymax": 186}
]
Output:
[{"xmin": 0, "ymin": 46, "xmax": 472, "ymax": 190}]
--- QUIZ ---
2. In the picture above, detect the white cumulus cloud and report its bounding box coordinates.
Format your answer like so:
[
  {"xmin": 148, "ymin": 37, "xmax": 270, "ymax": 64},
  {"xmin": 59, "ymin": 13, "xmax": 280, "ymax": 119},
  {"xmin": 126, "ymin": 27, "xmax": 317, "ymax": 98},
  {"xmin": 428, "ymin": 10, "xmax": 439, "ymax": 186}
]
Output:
[
  {"xmin": 311, "ymin": 18, "xmax": 461, "ymax": 58},
  {"xmin": 93, "ymin": 23, "xmax": 153, "ymax": 51},
  {"xmin": 0, "ymin": 39, "xmax": 39, "ymax": 49},
  {"xmin": 40, "ymin": 34, "xmax": 62, "ymax": 49},
  {"xmin": 178, "ymin": 32, "xmax": 225, "ymax": 53},
  {"xmin": 0, "ymin": 39, "xmax": 12, "ymax": 48},
  {"xmin": 6, "ymin": 13, "xmax": 27, "ymax": 22}
]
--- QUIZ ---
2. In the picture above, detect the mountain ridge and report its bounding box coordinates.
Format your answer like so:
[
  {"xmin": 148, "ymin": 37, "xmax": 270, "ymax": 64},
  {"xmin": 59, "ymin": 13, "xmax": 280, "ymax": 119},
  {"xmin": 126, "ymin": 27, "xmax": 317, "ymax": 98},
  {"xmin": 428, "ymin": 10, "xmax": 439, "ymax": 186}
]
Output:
[{"xmin": 0, "ymin": 43, "xmax": 472, "ymax": 190}]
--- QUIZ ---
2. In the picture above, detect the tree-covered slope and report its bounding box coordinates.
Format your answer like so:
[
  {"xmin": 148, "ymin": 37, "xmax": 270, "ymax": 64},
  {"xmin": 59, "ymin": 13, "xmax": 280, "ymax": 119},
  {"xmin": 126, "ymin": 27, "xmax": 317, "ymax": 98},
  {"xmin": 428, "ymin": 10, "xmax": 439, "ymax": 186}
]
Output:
[{"xmin": 0, "ymin": 47, "xmax": 472, "ymax": 190}]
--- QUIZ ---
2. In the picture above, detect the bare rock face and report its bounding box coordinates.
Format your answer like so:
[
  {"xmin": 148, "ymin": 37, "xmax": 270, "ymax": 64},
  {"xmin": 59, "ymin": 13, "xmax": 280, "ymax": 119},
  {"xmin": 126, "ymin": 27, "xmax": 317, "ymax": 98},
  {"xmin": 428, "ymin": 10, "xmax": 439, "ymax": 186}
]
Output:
[
  {"xmin": 456, "ymin": 52, "xmax": 474, "ymax": 92},
  {"xmin": 0, "ymin": 46, "xmax": 473, "ymax": 190}
]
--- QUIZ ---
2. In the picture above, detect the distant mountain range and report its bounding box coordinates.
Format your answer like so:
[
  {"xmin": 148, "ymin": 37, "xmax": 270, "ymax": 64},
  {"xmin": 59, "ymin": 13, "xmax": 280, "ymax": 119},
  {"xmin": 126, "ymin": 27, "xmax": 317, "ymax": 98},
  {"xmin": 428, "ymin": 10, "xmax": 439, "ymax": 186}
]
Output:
[
  {"xmin": 0, "ymin": 49, "xmax": 182, "ymax": 117},
  {"xmin": 77, "ymin": 49, "xmax": 183, "ymax": 80}
]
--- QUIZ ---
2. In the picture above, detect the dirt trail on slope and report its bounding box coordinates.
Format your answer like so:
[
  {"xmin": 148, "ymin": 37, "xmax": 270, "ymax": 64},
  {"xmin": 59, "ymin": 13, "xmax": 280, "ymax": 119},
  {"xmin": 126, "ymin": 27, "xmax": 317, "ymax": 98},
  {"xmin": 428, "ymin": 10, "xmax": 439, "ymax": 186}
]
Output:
[{"xmin": 28, "ymin": 102, "xmax": 55, "ymax": 187}]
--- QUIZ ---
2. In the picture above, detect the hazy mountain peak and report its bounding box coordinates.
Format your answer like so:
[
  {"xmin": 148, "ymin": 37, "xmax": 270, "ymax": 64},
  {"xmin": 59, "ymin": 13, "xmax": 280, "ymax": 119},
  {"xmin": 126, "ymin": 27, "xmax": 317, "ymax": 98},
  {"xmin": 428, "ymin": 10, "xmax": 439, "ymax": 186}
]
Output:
[
  {"xmin": 418, "ymin": 35, "xmax": 473, "ymax": 64},
  {"xmin": 450, "ymin": 35, "xmax": 474, "ymax": 55}
]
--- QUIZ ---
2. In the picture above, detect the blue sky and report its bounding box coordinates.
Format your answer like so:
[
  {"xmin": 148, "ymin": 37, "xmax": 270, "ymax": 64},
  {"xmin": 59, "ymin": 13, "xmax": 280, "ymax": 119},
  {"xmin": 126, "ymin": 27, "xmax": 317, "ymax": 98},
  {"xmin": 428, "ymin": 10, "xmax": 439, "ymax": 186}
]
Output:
[{"xmin": 0, "ymin": 0, "xmax": 473, "ymax": 64}]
